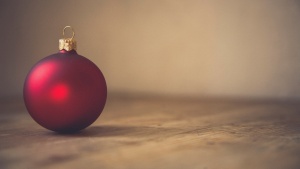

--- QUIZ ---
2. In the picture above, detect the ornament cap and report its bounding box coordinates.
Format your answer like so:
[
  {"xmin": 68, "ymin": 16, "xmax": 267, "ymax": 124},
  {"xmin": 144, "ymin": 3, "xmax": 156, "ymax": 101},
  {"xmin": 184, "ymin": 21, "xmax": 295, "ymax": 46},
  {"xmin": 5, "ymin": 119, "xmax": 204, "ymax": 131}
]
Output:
[{"xmin": 59, "ymin": 26, "xmax": 77, "ymax": 51}]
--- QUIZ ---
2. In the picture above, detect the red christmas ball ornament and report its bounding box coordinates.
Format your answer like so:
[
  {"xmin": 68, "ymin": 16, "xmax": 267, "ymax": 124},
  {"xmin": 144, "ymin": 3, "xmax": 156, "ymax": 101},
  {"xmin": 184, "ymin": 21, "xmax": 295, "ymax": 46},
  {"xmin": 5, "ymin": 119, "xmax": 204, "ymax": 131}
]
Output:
[{"xmin": 23, "ymin": 26, "xmax": 107, "ymax": 132}]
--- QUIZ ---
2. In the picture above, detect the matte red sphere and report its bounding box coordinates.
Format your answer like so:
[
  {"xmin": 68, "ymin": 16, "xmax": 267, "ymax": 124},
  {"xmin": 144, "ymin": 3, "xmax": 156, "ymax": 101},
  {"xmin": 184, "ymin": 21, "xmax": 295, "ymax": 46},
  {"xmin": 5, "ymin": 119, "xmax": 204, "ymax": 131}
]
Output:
[{"xmin": 23, "ymin": 50, "xmax": 107, "ymax": 132}]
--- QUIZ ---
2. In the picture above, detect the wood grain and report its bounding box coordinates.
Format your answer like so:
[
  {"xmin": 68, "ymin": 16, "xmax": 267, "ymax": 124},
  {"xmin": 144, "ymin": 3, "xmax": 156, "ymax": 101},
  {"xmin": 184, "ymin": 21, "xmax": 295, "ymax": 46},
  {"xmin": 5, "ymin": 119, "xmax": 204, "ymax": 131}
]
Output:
[{"xmin": 0, "ymin": 95, "xmax": 300, "ymax": 169}]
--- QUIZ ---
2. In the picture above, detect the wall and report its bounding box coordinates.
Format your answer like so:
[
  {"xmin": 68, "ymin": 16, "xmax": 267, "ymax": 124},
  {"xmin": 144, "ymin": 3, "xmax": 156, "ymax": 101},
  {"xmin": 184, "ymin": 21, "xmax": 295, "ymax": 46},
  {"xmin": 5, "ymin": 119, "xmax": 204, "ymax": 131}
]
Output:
[{"xmin": 1, "ymin": 0, "xmax": 300, "ymax": 99}]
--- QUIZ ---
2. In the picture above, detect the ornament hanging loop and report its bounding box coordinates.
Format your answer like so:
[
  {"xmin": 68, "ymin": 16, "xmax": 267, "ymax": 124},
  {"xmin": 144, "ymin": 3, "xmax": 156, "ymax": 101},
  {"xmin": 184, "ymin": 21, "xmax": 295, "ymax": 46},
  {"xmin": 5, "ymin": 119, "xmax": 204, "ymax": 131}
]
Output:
[
  {"xmin": 63, "ymin": 26, "xmax": 75, "ymax": 39},
  {"xmin": 59, "ymin": 26, "xmax": 77, "ymax": 51}
]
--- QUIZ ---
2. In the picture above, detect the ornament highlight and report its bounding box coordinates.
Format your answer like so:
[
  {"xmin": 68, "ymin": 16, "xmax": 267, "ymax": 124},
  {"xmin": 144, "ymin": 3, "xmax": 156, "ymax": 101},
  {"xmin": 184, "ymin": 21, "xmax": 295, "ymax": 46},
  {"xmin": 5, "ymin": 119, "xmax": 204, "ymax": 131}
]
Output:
[{"xmin": 23, "ymin": 26, "xmax": 107, "ymax": 132}]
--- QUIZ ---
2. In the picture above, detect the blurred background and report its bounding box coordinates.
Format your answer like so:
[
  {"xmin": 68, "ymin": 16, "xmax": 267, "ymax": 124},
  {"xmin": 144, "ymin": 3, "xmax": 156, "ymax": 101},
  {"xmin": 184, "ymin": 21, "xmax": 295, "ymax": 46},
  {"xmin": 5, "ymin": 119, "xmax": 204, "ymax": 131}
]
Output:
[{"xmin": 1, "ymin": 0, "xmax": 300, "ymax": 100}]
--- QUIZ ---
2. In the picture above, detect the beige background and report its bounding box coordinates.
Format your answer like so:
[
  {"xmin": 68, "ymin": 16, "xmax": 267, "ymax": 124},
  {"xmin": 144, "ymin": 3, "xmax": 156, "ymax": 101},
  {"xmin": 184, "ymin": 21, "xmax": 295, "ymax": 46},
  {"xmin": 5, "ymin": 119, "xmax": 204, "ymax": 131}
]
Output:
[{"xmin": 1, "ymin": 0, "xmax": 300, "ymax": 99}]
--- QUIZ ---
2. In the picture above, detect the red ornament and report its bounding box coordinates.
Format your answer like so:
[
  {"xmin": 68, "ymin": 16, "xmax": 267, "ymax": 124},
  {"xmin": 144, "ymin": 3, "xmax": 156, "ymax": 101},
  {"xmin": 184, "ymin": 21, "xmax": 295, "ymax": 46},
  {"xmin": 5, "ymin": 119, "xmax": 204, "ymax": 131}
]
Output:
[{"xmin": 23, "ymin": 26, "xmax": 107, "ymax": 132}]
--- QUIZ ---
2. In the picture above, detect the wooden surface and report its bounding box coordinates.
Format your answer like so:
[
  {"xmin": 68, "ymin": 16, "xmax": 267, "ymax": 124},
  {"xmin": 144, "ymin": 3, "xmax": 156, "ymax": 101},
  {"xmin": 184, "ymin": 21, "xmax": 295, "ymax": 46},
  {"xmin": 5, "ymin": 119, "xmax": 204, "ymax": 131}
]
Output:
[{"xmin": 0, "ymin": 95, "xmax": 300, "ymax": 169}]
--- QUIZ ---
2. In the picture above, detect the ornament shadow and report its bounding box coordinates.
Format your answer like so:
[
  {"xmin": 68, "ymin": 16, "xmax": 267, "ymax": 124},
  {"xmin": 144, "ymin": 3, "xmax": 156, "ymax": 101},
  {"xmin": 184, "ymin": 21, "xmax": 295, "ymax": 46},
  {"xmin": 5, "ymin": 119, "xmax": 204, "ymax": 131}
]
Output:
[{"xmin": 51, "ymin": 125, "xmax": 180, "ymax": 139}]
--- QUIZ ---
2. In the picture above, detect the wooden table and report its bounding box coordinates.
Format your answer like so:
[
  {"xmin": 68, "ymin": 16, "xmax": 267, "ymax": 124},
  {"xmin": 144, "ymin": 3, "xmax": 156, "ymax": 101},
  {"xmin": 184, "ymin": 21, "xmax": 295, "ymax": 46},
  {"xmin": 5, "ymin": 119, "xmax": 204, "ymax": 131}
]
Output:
[{"xmin": 1, "ymin": 95, "xmax": 300, "ymax": 169}]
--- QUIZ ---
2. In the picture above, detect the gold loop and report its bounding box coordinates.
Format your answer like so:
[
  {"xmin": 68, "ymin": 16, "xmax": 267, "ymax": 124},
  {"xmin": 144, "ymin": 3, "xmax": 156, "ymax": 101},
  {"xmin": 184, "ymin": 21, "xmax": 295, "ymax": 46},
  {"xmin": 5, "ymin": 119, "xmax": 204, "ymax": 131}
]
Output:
[{"xmin": 63, "ymin": 26, "xmax": 75, "ymax": 39}]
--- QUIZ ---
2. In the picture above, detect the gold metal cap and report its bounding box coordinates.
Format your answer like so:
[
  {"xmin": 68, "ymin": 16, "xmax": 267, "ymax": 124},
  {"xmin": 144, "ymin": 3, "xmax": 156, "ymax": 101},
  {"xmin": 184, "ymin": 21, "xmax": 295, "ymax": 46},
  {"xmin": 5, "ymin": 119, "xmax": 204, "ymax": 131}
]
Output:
[{"xmin": 59, "ymin": 26, "xmax": 77, "ymax": 51}]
